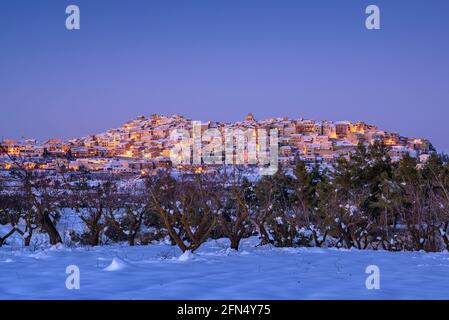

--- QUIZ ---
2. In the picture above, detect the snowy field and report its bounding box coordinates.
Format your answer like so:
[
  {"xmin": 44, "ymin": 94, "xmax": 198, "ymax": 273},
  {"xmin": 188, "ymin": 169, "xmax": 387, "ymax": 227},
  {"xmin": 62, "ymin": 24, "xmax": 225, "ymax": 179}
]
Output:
[{"xmin": 1, "ymin": 237, "xmax": 449, "ymax": 300}]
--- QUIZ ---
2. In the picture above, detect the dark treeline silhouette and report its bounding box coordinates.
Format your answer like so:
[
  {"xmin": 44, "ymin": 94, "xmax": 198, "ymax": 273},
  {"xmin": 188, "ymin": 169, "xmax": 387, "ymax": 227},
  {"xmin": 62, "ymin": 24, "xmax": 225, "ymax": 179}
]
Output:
[{"xmin": 1, "ymin": 141, "xmax": 449, "ymax": 253}]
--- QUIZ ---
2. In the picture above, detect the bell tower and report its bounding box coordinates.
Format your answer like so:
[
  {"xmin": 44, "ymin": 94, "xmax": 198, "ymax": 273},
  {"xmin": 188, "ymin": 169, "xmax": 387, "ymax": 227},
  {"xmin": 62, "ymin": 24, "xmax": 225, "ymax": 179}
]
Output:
[{"xmin": 245, "ymin": 112, "xmax": 255, "ymax": 122}]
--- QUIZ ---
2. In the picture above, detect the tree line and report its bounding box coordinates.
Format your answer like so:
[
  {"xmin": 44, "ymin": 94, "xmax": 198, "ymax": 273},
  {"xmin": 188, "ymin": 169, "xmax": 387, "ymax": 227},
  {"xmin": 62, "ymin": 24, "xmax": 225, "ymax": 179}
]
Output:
[{"xmin": 1, "ymin": 141, "xmax": 449, "ymax": 253}]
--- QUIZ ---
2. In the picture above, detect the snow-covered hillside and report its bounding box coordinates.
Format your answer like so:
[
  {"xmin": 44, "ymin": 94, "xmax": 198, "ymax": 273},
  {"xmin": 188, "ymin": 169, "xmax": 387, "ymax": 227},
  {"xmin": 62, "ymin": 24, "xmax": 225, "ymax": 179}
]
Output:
[{"xmin": 1, "ymin": 237, "xmax": 448, "ymax": 299}]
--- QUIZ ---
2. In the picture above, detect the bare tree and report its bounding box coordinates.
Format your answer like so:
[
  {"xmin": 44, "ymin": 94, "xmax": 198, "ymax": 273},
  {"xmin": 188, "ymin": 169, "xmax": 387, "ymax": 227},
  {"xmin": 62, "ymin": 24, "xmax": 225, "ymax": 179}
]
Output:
[
  {"xmin": 119, "ymin": 184, "xmax": 150, "ymax": 246},
  {"xmin": 425, "ymin": 165, "xmax": 449, "ymax": 251},
  {"xmin": 10, "ymin": 167, "xmax": 63, "ymax": 245},
  {"xmin": 399, "ymin": 180, "xmax": 439, "ymax": 251},
  {"xmin": 71, "ymin": 176, "xmax": 121, "ymax": 246},
  {"xmin": 318, "ymin": 181, "xmax": 373, "ymax": 250},
  {"xmin": 336, "ymin": 189, "xmax": 373, "ymax": 249},
  {"xmin": 0, "ymin": 176, "xmax": 24, "ymax": 246},
  {"xmin": 253, "ymin": 169, "xmax": 296, "ymax": 247},
  {"xmin": 146, "ymin": 170, "xmax": 217, "ymax": 253},
  {"xmin": 215, "ymin": 169, "xmax": 254, "ymax": 250}
]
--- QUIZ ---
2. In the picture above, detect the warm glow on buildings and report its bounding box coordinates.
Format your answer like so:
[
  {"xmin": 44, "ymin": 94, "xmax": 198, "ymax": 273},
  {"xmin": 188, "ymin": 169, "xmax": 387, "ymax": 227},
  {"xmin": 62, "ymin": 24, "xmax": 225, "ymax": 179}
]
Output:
[
  {"xmin": 0, "ymin": 114, "xmax": 432, "ymax": 173},
  {"xmin": 195, "ymin": 167, "xmax": 204, "ymax": 174}
]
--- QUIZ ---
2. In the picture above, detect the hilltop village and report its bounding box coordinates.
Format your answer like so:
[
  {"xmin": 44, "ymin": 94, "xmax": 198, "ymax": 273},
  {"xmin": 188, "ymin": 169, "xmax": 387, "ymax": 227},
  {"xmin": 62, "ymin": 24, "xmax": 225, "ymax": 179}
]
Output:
[{"xmin": 0, "ymin": 113, "xmax": 432, "ymax": 175}]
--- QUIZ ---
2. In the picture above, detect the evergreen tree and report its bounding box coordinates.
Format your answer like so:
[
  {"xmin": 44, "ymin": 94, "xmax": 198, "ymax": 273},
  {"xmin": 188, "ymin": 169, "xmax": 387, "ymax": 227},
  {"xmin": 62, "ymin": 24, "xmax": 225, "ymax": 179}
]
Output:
[
  {"xmin": 66, "ymin": 149, "xmax": 74, "ymax": 161},
  {"xmin": 42, "ymin": 148, "xmax": 51, "ymax": 158},
  {"xmin": 293, "ymin": 161, "xmax": 315, "ymax": 214}
]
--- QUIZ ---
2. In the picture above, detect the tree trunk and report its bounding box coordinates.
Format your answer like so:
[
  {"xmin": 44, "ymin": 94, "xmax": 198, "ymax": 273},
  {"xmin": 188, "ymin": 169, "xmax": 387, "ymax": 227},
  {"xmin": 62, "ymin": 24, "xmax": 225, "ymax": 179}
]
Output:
[
  {"xmin": 161, "ymin": 213, "xmax": 188, "ymax": 252},
  {"xmin": 24, "ymin": 229, "xmax": 33, "ymax": 246},
  {"xmin": 0, "ymin": 228, "xmax": 16, "ymax": 247},
  {"xmin": 42, "ymin": 212, "xmax": 62, "ymax": 245},
  {"xmin": 128, "ymin": 233, "xmax": 136, "ymax": 246},
  {"xmin": 230, "ymin": 236, "xmax": 240, "ymax": 250},
  {"xmin": 92, "ymin": 229, "xmax": 100, "ymax": 246},
  {"xmin": 257, "ymin": 222, "xmax": 274, "ymax": 245}
]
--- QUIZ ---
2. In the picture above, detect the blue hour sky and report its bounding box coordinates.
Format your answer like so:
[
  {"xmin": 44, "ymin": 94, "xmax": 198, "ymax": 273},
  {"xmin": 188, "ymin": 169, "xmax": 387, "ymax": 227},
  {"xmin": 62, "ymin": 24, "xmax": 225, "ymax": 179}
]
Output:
[{"xmin": 1, "ymin": 0, "xmax": 448, "ymax": 151}]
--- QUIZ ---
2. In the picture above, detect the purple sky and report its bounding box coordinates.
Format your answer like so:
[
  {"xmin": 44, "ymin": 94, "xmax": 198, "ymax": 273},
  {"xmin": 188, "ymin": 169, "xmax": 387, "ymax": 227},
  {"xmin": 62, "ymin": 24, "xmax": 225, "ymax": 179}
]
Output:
[{"xmin": 1, "ymin": 0, "xmax": 448, "ymax": 151}]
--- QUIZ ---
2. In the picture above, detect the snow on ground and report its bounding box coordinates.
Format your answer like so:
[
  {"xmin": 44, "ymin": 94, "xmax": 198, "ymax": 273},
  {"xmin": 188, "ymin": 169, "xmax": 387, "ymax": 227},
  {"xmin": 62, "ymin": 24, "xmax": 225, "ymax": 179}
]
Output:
[{"xmin": 1, "ymin": 237, "xmax": 449, "ymax": 299}]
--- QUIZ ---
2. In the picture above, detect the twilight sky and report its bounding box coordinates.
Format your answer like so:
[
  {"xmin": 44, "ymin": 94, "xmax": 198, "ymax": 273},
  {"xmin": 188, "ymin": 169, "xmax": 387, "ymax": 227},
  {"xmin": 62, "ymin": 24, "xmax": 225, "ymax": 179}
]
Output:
[{"xmin": 1, "ymin": 0, "xmax": 448, "ymax": 150}]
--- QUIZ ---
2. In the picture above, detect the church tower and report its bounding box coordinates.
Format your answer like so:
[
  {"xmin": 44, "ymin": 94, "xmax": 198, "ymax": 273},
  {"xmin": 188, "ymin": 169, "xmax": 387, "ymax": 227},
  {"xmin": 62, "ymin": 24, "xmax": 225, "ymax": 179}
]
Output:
[{"xmin": 245, "ymin": 112, "xmax": 255, "ymax": 122}]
